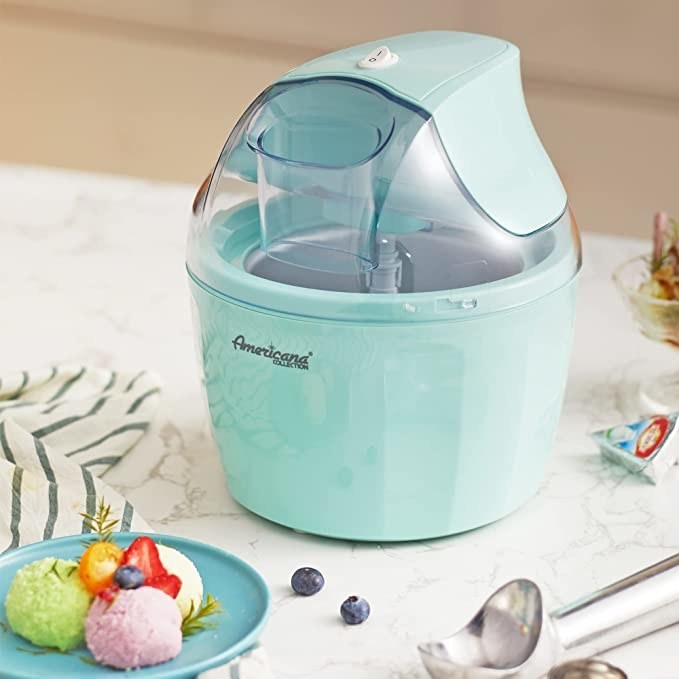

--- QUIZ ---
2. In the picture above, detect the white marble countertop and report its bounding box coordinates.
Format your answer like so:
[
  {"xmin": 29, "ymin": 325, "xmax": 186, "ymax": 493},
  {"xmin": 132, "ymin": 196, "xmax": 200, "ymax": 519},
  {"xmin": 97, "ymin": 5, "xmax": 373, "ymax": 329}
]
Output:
[{"xmin": 2, "ymin": 164, "xmax": 678, "ymax": 678}]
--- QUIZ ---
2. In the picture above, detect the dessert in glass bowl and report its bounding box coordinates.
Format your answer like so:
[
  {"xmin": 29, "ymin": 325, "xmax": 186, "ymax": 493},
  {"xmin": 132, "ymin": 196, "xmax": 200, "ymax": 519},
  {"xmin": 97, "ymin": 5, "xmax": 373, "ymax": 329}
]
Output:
[{"xmin": 614, "ymin": 212, "xmax": 679, "ymax": 411}]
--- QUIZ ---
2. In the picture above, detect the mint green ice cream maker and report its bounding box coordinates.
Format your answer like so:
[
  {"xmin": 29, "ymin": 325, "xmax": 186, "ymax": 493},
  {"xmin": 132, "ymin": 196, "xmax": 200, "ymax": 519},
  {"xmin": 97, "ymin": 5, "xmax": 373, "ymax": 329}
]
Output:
[{"xmin": 187, "ymin": 31, "xmax": 581, "ymax": 540}]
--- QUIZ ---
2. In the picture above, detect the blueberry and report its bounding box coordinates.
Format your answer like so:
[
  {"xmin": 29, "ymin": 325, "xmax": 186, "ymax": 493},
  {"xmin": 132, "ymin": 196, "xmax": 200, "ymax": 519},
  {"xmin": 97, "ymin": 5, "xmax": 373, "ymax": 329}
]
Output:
[
  {"xmin": 114, "ymin": 565, "xmax": 145, "ymax": 590},
  {"xmin": 291, "ymin": 567, "xmax": 325, "ymax": 596},
  {"xmin": 340, "ymin": 595, "xmax": 370, "ymax": 624}
]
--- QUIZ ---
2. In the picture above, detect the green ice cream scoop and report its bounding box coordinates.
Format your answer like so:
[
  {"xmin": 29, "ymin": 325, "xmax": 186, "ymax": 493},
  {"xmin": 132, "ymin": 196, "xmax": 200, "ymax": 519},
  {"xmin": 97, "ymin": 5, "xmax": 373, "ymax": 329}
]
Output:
[{"xmin": 5, "ymin": 557, "xmax": 94, "ymax": 651}]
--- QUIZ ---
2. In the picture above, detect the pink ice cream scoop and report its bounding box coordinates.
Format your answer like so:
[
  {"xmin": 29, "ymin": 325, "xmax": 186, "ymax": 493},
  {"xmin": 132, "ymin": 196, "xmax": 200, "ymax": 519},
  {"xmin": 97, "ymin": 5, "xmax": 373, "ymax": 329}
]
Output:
[{"xmin": 85, "ymin": 586, "xmax": 182, "ymax": 669}]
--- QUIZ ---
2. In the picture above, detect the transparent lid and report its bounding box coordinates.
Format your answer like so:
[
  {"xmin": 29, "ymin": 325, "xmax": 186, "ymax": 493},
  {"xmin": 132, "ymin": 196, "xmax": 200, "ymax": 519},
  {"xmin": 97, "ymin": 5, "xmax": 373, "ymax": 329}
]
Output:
[{"xmin": 188, "ymin": 77, "xmax": 580, "ymax": 311}]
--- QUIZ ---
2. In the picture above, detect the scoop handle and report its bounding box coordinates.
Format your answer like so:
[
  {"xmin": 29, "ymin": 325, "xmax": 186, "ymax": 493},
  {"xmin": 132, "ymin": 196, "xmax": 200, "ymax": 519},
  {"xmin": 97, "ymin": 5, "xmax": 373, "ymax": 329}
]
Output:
[{"xmin": 550, "ymin": 553, "xmax": 679, "ymax": 656}]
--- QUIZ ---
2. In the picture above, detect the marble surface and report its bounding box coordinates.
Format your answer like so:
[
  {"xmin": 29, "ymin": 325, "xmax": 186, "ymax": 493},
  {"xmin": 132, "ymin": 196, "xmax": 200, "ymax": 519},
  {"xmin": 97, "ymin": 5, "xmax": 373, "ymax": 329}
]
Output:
[{"xmin": 2, "ymin": 164, "xmax": 678, "ymax": 678}]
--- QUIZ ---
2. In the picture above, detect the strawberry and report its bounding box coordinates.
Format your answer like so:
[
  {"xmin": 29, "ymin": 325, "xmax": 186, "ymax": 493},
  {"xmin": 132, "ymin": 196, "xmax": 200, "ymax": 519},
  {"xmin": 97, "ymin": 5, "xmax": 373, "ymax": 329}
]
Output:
[
  {"xmin": 121, "ymin": 536, "xmax": 182, "ymax": 598},
  {"xmin": 147, "ymin": 573, "xmax": 182, "ymax": 599},
  {"xmin": 121, "ymin": 536, "xmax": 167, "ymax": 580}
]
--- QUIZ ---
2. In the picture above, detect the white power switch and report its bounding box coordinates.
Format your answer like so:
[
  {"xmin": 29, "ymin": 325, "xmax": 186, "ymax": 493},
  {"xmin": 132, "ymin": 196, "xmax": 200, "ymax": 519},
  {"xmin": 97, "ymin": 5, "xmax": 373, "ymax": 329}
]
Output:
[{"xmin": 357, "ymin": 45, "xmax": 399, "ymax": 69}]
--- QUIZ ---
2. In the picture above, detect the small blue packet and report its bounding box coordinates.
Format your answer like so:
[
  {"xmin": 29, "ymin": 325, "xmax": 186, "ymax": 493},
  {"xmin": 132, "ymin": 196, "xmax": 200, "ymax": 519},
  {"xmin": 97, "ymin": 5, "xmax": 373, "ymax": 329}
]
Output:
[{"xmin": 591, "ymin": 413, "xmax": 679, "ymax": 484}]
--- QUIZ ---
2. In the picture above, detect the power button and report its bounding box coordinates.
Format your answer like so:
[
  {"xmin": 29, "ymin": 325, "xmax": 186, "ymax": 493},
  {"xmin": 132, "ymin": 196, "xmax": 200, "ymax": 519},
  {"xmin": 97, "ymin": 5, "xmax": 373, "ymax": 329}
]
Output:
[{"xmin": 357, "ymin": 45, "xmax": 399, "ymax": 69}]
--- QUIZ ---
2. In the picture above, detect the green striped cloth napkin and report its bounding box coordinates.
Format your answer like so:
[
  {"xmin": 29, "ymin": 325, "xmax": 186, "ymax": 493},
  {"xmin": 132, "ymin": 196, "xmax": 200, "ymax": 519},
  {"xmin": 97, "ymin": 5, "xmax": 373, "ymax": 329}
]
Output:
[
  {"xmin": 0, "ymin": 364, "xmax": 158, "ymax": 550},
  {"xmin": 0, "ymin": 364, "xmax": 273, "ymax": 678}
]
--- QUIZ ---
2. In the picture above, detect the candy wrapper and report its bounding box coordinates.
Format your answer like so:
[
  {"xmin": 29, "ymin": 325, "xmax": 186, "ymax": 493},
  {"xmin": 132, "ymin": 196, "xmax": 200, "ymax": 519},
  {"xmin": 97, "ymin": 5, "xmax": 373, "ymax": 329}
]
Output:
[{"xmin": 591, "ymin": 414, "xmax": 679, "ymax": 484}]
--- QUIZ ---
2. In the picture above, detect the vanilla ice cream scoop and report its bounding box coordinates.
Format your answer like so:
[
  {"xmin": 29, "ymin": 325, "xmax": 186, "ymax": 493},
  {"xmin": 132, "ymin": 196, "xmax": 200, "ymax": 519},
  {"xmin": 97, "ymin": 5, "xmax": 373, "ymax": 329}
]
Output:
[{"xmin": 157, "ymin": 544, "xmax": 204, "ymax": 618}]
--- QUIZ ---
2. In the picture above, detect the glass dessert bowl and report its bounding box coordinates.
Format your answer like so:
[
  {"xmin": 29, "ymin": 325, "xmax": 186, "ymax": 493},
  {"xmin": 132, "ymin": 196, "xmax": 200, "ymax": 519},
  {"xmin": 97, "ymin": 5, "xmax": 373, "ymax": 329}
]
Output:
[{"xmin": 614, "ymin": 253, "xmax": 679, "ymax": 412}]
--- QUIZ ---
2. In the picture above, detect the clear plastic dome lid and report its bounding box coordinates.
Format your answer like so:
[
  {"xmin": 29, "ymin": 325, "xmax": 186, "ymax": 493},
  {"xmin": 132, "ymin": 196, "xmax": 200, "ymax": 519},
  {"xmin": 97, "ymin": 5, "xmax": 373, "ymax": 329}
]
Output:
[{"xmin": 188, "ymin": 75, "xmax": 580, "ymax": 320}]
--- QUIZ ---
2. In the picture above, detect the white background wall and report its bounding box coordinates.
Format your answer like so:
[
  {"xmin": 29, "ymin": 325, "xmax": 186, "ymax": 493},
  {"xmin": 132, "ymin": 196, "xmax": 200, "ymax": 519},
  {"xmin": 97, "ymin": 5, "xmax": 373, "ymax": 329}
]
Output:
[{"xmin": 2, "ymin": 1, "xmax": 679, "ymax": 237}]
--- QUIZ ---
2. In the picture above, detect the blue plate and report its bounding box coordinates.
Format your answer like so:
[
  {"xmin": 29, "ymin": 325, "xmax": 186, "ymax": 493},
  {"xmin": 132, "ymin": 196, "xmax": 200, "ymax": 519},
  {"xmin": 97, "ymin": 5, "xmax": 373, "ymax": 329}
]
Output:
[{"xmin": 0, "ymin": 533, "xmax": 271, "ymax": 678}]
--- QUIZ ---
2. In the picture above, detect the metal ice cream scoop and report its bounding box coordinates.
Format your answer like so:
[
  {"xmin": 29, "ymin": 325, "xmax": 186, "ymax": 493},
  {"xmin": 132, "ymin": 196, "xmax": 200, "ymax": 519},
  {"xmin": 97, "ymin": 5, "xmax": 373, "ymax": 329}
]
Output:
[
  {"xmin": 547, "ymin": 659, "xmax": 626, "ymax": 679},
  {"xmin": 419, "ymin": 553, "xmax": 679, "ymax": 678}
]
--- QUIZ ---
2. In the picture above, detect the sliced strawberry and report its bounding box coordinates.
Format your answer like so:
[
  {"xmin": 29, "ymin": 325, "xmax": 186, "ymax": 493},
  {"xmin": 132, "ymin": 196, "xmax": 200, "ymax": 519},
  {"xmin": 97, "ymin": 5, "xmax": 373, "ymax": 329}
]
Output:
[
  {"xmin": 147, "ymin": 573, "xmax": 182, "ymax": 599},
  {"xmin": 121, "ymin": 536, "xmax": 167, "ymax": 580}
]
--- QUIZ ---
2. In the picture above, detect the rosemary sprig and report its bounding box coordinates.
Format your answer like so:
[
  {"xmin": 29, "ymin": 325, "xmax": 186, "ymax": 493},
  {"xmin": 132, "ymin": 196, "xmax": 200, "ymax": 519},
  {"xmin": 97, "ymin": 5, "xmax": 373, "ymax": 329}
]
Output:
[
  {"xmin": 79, "ymin": 654, "xmax": 98, "ymax": 666},
  {"xmin": 181, "ymin": 594, "xmax": 223, "ymax": 638},
  {"xmin": 16, "ymin": 646, "xmax": 69, "ymax": 656},
  {"xmin": 80, "ymin": 498, "xmax": 119, "ymax": 545}
]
